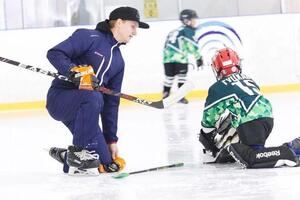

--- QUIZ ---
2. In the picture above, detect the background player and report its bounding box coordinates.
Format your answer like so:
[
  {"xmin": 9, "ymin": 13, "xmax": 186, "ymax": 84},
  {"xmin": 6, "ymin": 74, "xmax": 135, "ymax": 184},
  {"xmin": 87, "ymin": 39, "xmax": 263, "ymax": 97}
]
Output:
[{"xmin": 162, "ymin": 9, "xmax": 203, "ymax": 104}]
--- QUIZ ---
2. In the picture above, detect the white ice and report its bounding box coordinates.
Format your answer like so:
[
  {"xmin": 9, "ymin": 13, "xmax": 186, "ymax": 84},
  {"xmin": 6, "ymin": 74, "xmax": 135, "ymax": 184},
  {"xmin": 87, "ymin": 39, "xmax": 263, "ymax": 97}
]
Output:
[{"xmin": 1, "ymin": 92, "xmax": 300, "ymax": 200}]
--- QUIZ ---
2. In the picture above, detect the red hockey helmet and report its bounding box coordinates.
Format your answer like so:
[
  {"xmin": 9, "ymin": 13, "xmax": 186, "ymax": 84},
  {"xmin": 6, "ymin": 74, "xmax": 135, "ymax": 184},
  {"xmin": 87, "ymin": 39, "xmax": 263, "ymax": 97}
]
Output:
[{"xmin": 211, "ymin": 48, "xmax": 241, "ymax": 80}]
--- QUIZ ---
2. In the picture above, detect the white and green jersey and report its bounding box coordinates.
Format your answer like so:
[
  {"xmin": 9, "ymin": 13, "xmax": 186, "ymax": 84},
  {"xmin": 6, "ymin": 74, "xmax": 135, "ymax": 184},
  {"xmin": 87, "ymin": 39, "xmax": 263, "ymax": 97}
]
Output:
[
  {"xmin": 201, "ymin": 73, "xmax": 273, "ymax": 129},
  {"xmin": 163, "ymin": 25, "xmax": 201, "ymax": 64}
]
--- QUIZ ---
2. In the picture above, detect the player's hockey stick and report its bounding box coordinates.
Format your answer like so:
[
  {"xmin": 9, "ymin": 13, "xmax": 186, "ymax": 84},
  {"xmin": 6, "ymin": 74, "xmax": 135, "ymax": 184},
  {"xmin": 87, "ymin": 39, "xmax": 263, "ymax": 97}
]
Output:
[
  {"xmin": 113, "ymin": 162, "xmax": 184, "ymax": 179},
  {"xmin": 0, "ymin": 56, "xmax": 194, "ymax": 109}
]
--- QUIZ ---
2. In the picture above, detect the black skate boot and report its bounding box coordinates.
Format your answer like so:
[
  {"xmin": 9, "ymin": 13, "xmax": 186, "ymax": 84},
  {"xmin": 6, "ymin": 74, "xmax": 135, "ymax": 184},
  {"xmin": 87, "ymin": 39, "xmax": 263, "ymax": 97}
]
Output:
[
  {"xmin": 66, "ymin": 145, "xmax": 100, "ymax": 175},
  {"xmin": 49, "ymin": 147, "xmax": 67, "ymax": 164}
]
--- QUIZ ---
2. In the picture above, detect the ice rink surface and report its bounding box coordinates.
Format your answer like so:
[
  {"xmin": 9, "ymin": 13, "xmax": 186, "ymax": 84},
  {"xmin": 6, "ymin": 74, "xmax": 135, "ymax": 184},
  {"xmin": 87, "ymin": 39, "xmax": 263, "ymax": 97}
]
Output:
[{"xmin": 1, "ymin": 92, "xmax": 300, "ymax": 200}]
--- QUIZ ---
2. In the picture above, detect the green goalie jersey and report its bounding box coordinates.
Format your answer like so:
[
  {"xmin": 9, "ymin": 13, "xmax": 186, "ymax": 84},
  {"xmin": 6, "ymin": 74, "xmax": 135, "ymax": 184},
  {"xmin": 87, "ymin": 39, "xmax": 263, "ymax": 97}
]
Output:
[
  {"xmin": 201, "ymin": 73, "xmax": 273, "ymax": 129},
  {"xmin": 163, "ymin": 25, "xmax": 201, "ymax": 63}
]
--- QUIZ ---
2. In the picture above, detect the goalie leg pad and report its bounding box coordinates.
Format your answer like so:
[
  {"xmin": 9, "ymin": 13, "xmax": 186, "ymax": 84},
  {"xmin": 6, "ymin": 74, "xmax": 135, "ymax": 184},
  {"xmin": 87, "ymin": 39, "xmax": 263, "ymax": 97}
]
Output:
[
  {"xmin": 227, "ymin": 143, "xmax": 299, "ymax": 169},
  {"xmin": 284, "ymin": 137, "xmax": 300, "ymax": 157},
  {"xmin": 214, "ymin": 148, "xmax": 236, "ymax": 163}
]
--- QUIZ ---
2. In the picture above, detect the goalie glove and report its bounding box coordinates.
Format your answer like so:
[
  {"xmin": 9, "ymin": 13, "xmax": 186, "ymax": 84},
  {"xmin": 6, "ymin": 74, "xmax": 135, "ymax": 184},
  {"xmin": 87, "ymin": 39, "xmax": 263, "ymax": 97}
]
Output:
[
  {"xmin": 200, "ymin": 110, "xmax": 239, "ymax": 158},
  {"xmin": 199, "ymin": 128, "xmax": 219, "ymax": 157},
  {"xmin": 69, "ymin": 65, "xmax": 99, "ymax": 90},
  {"xmin": 201, "ymin": 127, "xmax": 239, "ymax": 163},
  {"xmin": 98, "ymin": 156, "xmax": 126, "ymax": 173}
]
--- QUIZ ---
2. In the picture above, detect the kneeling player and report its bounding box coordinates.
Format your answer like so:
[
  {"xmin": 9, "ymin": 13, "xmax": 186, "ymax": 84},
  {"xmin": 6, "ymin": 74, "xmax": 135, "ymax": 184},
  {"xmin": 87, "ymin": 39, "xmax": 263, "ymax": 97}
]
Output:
[{"xmin": 199, "ymin": 48, "xmax": 300, "ymax": 168}]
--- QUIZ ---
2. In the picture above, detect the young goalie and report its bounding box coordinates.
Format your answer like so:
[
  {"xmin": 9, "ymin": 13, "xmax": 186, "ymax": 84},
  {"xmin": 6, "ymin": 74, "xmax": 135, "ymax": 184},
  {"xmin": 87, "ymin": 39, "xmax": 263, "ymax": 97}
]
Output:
[{"xmin": 199, "ymin": 48, "xmax": 300, "ymax": 168}]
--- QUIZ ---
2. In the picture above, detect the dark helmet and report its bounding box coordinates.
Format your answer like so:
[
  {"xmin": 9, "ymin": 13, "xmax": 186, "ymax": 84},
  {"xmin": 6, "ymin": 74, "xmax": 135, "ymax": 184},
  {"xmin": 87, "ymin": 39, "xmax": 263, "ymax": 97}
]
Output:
[{"xmin": 179, "ymin": 9, "xmax": 198, "ymax": 24}]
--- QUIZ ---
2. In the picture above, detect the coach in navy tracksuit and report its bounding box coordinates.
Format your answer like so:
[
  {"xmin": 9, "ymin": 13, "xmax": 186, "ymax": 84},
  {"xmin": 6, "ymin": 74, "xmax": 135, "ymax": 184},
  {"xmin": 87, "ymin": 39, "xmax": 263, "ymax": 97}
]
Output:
[{"xmin": 46, "ymin": 7, "xmax": 149, "ymax": 173}]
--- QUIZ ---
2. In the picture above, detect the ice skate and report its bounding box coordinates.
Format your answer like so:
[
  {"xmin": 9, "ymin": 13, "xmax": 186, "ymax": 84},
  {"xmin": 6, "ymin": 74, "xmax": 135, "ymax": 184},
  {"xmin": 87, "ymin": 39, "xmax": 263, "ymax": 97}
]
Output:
[
  {"xmin": 49, "ymin": 147, "xmax": 67, "ymax": 164},
  {"xmin": 66, "ymin": 145, "xmax": 100, "ymax": 168},
  {"xmin": 68, "ymin": 166, "xmax": 99, "ymax": 176},
  {"xmin": 66, "ymin": 145, "xmax": 100, "ymax": 175}
]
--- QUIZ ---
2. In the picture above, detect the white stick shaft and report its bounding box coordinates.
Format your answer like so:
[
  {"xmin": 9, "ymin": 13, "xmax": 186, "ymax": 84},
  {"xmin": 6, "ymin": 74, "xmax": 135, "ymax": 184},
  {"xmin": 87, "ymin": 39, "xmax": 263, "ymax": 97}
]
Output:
[{"xmin": 162, "ymin": 81, "xmax": 195, "ymax": 108}]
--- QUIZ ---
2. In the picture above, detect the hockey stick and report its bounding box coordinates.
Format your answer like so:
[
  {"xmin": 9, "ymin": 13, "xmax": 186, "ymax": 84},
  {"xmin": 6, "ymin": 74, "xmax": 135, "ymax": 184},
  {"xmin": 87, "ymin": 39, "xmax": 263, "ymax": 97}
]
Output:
[
  {"xmin": 0, "ymin": 56, "xmax": 194, "ymax": 109},
  {"xmin": 112, "ymin": 162, "xmax": 184, "ymax": 179}
]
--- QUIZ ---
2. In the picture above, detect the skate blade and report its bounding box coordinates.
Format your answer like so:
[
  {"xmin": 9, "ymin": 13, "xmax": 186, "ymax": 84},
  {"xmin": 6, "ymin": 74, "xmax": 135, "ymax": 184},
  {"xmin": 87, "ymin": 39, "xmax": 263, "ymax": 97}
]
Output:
[{"xmin": 68, "ymin": 167, "xmax": 99, "ymax": 176}]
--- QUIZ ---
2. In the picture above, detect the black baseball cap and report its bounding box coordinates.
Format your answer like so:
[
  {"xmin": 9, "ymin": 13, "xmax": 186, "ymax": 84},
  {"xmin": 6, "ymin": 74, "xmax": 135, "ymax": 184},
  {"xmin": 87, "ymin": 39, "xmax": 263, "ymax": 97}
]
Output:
[{"xmin": 109, "ymin": 6, "xmax": 149, "ymax": 29}]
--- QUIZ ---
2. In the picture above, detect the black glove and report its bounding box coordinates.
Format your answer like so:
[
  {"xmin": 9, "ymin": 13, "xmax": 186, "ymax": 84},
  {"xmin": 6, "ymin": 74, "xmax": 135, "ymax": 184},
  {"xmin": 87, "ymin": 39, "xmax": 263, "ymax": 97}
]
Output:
[
  {"xmin": 196, "ymin": 57, "xmax": 203, "ymax": 69},
  {"xmin": 199, "ymin": 129, "xmax": 219, "ymax": 157}
]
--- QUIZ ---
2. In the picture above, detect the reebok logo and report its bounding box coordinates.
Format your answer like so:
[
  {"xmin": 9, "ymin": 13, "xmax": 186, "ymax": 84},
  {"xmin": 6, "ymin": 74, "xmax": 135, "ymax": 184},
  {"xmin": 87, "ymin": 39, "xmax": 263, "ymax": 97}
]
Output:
[{"xmin": 256, "ymin": 150, "xmax": 280, "ymax": 159}]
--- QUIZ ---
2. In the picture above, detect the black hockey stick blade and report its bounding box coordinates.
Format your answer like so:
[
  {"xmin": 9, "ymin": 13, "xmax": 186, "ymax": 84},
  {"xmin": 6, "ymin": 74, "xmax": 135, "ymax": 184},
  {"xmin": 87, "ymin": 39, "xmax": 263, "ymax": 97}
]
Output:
[
  {"xmin": 0, "ymin": 56, "xmax": 193, "ymax": 109},
  {"xmin": 113, "ymin": 162, "xmax": 184, "ymax": 179}
]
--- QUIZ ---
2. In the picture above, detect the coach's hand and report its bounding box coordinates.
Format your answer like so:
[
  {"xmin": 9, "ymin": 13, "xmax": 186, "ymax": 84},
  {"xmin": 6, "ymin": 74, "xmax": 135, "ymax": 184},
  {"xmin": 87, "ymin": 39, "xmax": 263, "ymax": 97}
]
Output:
[{"xmin": 69, "ymin": 65, "xmax": 99, "ymax": 90}]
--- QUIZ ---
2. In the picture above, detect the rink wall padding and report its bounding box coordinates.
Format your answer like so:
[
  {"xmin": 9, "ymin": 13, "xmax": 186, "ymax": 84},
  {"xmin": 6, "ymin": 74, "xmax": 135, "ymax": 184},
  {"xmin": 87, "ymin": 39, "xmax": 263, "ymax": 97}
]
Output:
[
  {"xmin": 0, "ymin": 83, "xmax": 300, "ymax": 111},
  {"xmin": 0, "ymin": 13, "xmax": 300, "ymax": 111}
]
